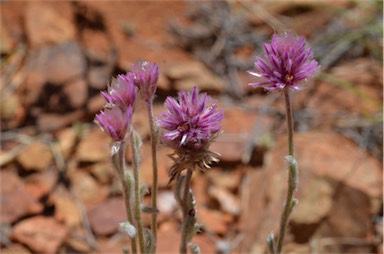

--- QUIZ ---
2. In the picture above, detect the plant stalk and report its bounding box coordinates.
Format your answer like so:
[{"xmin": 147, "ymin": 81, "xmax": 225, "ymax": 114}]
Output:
[
  {"xmin": 147, "ymin": 101, "xmax": 158, "ymax": 251},
  {"xmin": 180, "ymin": 168, "xmax": 193, "ymax": 254},
  {"xmin": 130, "ymin": 131, "xmax": 145, "ymax": 253},
  {"xmin": 276, "ymin": 88, "xmax": 297, "ymax": 254},
  {"xmin": 118, "ymin": 142, "xmax": 137, "ymax": 254}
]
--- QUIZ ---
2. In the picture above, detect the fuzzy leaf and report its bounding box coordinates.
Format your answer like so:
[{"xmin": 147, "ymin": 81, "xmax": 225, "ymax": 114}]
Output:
[
  {"xmin": 140, "ymin": 204, "xmax": 159, "ymax": 214},
  {"xmin": 119, "ymin": 221, "xmax": 137, "ymax": 239},
  {"xmin": 188, "ymin": 243, "xmax": 201, "ymax": 254},
  {"xmin": 144, "ymin": 228, "xmax": 155, "ymax": 253}
]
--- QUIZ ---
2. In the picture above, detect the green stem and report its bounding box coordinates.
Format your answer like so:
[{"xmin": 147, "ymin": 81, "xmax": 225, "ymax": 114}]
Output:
[
  {"xmin": 276, "ymin": 88, "xmax": 297, "ymax": 254},
  {"xmin": 118, "ymin": 142, "xmax": 137, "ymax": 254},
  {"xmin": 130, "ymin": 131, "xmax": 145, "ymax": 253},
  {"xmin": 147, "ymin": 101, "xmax": 158, "ymax": 250},
  {"xmin": 180, "ymin": 168, "xmax": 193, "ymax": 254},
  {"xmin": 267, "ymin": 233, "xmax": 275, "ymax": 254}
]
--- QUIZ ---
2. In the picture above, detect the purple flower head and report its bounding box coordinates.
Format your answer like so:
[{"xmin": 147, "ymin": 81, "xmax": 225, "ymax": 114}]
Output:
[
  {"xmin": 158, "ymin": 86, "xmax": 223, "ymax": 182},
  {"xmin": 131, "ymin": 61, "xmax": 159, "ymax": 102},
  {"xmin": 157, "ymin": 86, "xmax": 223, "ymax": 151},
  {"xmin": 101, "ymin": 74, "xmax": 137, "ymax": 110},
  {"xmin": 248, "ymin": 33, "xmax": 320, "ymax": 91},
  {"xmin": 95, "ymin": 105, "xmax": 133, "ymax": 141}
]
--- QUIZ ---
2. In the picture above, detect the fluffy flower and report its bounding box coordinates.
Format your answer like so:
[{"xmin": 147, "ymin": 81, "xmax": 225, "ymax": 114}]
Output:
[
  {"xmin": 101, "ymin": 74, "xmax": 137, "ymax": 109},
  {"xmin": 157, "ymin": 86, "xmax": 223, "ymax": 182},
  {"xmin": 95, "ymin": 106, "xmax": 133, "ymax": 141},
  {"xmin": 158, "ymin": 86, "xmax": 223, "ymax": 150},
  {"xmin": 131, "ymin": 61, "xmax": 159, "ymax": 102},
  {"xmin": 248, "ymin": 33, "xmax": 320, "ymax": 91}
]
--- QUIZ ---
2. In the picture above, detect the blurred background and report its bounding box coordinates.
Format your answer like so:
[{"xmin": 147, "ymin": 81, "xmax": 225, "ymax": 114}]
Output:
[{"xmin": 0, "ymin": 1, "xmax": 382, "ymax": 253}]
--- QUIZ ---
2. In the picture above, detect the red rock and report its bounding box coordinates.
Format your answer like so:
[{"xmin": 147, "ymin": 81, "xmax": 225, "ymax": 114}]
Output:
[
  {"xmin": 52, "ymin": 186, "xmax": 81, "ymax": 228},
  {"xmin": 157, "ymin": 218, "xmax": 215, "ymax": 253},
  {"xmin": 0, "ymin": 18, "xmax": 15, "ymax": 54},
  {"xmin": 69, "ymin": 170, "xmax": 109, "ymax": 208},
  {"xmin": 210, "ymin": 139, "xmax": 246, "ymax": 164},
  {"xmin": 87, "ymin": 94, "xmax": 106, "ymax": 115},
  {"xmin": 16, "ymin": 141, "xmax": 52, "ymax": 171},
  {"xmin": 12, "ymin": 216, "xmax": 67, "ymax": 254},
  {"xmin": 157, "ymin": 221, "xmax": 181, "ymax": 253},
  {"xmin": 316, "ymin": 183, "xmax": 372, "ymax": 239},
  {"xmin": 95, "ymin": 236, "xmax": 131, "ymax": 254},
  {"xmin": 306, "ymin": 58, "xmax": 382, "ymax": 117},
  {"xmin": 157, "ymin": 72, "xmax": 170, "ymax": 91},
  {"xmin": 24, "ymin": 42, "xmax": 86, "ymax": 106},
  {"xmin": 88, "ymin": 197, "xmax": 127, "ymax": 236},
  {"xmin": 0, "ymin": 94, "xmax": 25, "ymax": 129},
  {"xmin": 64, "ymin": 227, "xmax": 92, "ymax": 253},
  {"xmin": 1, "ymin": 244, "xmax": 31, "ymax": 254},
  {"xmin": 210, "ymin": 106, "xmax": 259, "ymax": 164},
  {"xmin": 208, "ymin": 186, "xmax": 240, "ymax": 216},
  {"xmin": 139, "ymin": 144, "xmax": 173, "ymax": 188},
  {"xmin": 290, "ymin": 176, "xmax": 333, "ymax": 225},
  {"xmin": 239, "ymin": 168, "xmax": 268, "ymax": 252},
  {"xmin": 62, "ymin": 79, "xmax": 88, "ymax": 108},
  {"xmin": 131, "ymin": 103, "xmax": 151, "ymax": 139},
  {"xmin": 293, "ymin": 132, "xmax": 382, "ymax": 198},
  {"xmin": 197, "ymin": 207, "xmax": 232, "ymax": 235},
  {"xmin": 37, "ymin": 111, "xmax": 84, "ymax": 132},
  {"xmin": 192, "ymin": 171, "xmax": 210, "ymax": 207},
  {"xmin": 24, "ymin": 170, "xmax": 58, "ymax": 200},
  {"xmin": 87, "ymin": 66, "xmax": 110, "ymax": 90},
  {"xmin": 164, "ymin": 61, "xmax": 224, "ymax": 93},
  {"xmin": 90, "ymin": 161, "xmax": 115, "ymax": 184},
  {"xmin": 0, "ymin": 171, "xmax": 43, "ymax": 224},
  {"xmin": 82, "ymin": 29, "xmax": 111, "ymax": 62},
  {"xmin": 25, "ymin": 2, "xmax": 75, "ymax": 48},
  {"xmin": 241, "ymin": 131, "xmax": 383, "ymax": 251},
  {"xmin": 56, "ymin": 127, "xmax": 77, "ymax": 159},
  {"xmin": 207, "ymin": 168, "xmax": 242, "ymax": 191},
  {"xmin": 76, "ymin": 128, "xmax": 111, "ymax": 162}
]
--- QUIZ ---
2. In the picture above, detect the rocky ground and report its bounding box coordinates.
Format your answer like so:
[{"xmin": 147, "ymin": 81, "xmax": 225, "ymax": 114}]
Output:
[{"xmin": 0, "ymin": 1, "xmax": 383, "ymax": 254}]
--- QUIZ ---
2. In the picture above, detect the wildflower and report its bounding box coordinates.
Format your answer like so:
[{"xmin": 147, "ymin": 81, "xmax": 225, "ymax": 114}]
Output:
[
  {"xmin": 248, "ymin": 33, "xmax": 320, "ymax": 91},
  {"xmin": 101, "ymin": 74, "xmax": 137, "ymax": 110},
  {"xmin": 131, "ymin": 61, "xmax": 159, "ymax": 102},
  {"xmin": 95, "ymin": 105, "xmax": 133, "ymax": 142},
  {"xmin": 157, "ymin": 86, "xmax": 223, "ymax": 181}
]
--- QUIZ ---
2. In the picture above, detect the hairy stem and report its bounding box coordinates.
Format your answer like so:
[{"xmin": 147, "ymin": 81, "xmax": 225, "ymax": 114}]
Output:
[
  {"xmin": 276, "ymin": 88, "xmax": 298, "ymax": 254},
  {"xmin": 130, "ymin": 131, "xmax": 145, "ymax": 253},
  {"xmin": 180, "ymin": 168, "xmax": 193, "ymax": 254},
  {"xmin": 147, "ymin": 101, "xmax": 158, "ymax": 250},
  {"xmin": 118, "ymin": 142, "xmax": 137, "ymax": 254}
]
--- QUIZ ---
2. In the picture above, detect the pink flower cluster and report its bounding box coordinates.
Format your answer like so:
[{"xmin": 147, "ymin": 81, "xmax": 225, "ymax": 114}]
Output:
[
  {"xmin": 248, "ymin": 33, "xmax": 320, "ymax": 91},
  {"xmin": 95, "ymin": 61, "xmax": 159, "ymax": 141},
  {"xmin": 157, "ymin": 86, "xmax": 223, "ymax": 151}
]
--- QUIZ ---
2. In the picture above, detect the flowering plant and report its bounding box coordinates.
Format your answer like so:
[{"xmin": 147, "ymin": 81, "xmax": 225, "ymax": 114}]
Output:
[
  {"xmin": 95, "ymin": 60, "xmax": 223, "ymax": 253},
  {"xmin": 157, "ymin": 86, "xmax": 223, "ymax": 253},
  {"xmin": 249, "ymin": 33, "xmax": 319, "ymax": 254}
]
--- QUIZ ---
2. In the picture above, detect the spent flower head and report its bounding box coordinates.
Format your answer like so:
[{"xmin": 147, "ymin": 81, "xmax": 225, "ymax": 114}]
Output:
[
  {"xmin": 157, "ymin": 86, "xmax": 223, "ymax": 182},
  {"xmin": 131, "ymin": 61, "xmax": 159, "ymax": 102},
  {"xmin": 95, "ymin": 105, "xmax": 133, "ymax": 142},
  {"xmin": 248, "ymin": 32, "xmax": 320, "ymax": 91},
  {"xmin": 101, "ymin": 74, "xmax": 137, "ymax": 110}
]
